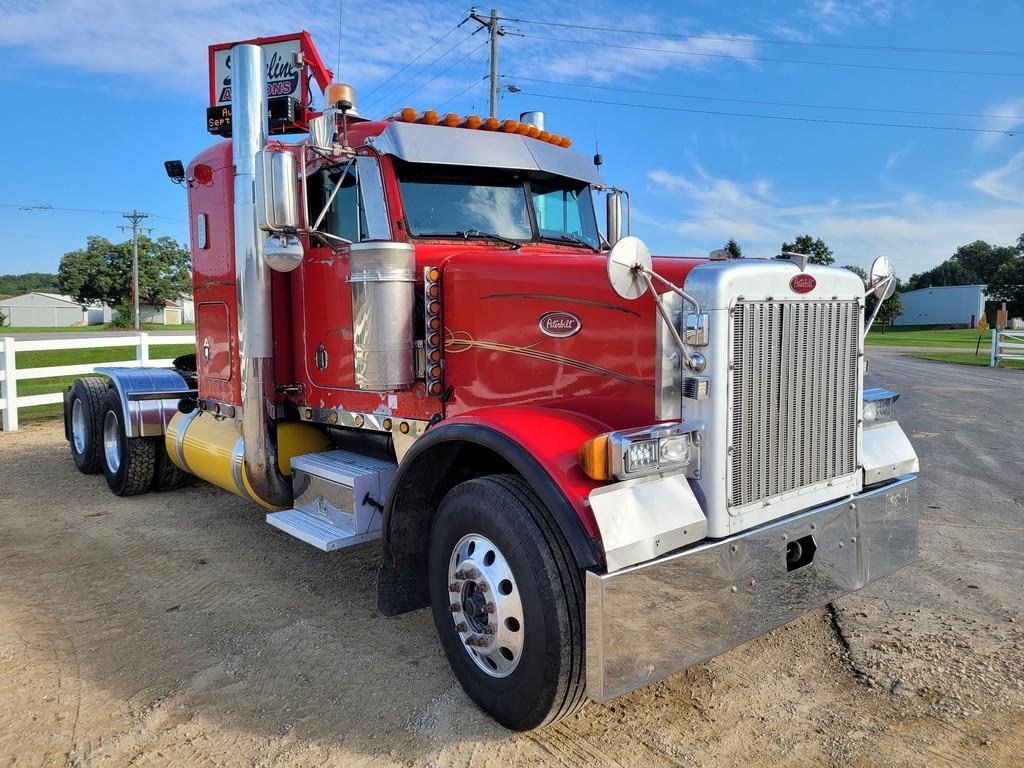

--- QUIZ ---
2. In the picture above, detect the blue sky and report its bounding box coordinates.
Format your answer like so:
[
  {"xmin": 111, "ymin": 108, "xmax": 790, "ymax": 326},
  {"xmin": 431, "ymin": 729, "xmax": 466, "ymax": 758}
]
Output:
[{"xmin": 0, "ymin": 0, "xmax": 1022, "ymax": 278}]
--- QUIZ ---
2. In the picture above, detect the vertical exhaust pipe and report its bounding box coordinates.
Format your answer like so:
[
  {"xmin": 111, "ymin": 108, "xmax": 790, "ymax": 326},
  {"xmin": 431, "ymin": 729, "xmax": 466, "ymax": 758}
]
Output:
[{"xmin": 231, "ymin": 43, "xmax": 292, "ymax": 508}]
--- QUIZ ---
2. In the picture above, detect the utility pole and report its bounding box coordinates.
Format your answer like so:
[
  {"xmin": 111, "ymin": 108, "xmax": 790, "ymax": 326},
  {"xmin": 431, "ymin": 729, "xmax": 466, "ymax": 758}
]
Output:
[
  {"xmin": 468, "ymin": 8, "xmax": 505, "ymax": 117},
  {"xmin": 119, "ymin": 210, "xmax": 151, "ymax": 331}
]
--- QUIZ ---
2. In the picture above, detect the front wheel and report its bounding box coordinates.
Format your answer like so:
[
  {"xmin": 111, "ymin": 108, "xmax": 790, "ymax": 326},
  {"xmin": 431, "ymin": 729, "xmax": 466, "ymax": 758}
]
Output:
[{"xmin": 428, "ymin": 475, "xmax": 586, "ymax": 730}]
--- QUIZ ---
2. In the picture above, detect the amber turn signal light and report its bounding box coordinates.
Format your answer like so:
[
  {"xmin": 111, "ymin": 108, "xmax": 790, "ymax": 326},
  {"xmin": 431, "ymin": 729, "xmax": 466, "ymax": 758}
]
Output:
[{"xmin": 577, "ymin": 433, "xmax": 610, "ymax": 481}]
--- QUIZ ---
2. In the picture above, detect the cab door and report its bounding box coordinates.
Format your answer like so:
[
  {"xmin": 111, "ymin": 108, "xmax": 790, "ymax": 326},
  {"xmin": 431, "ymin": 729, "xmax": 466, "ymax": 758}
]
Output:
[{"xmin": 296, "ymin": 155, "xmax": 392, "ymax": 391}]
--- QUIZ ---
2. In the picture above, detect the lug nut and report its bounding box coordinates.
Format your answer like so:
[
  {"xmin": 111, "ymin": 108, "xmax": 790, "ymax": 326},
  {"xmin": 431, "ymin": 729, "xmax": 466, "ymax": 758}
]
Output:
[
  {"xmin": 465, "ymin": 568, "xmax": 481, "ymax": 580},
  {"xmin": 448, "ymin": 583, "xmax": 460, "ymax": 592},
  {"xmin": 483, "ymin": 602, "xmax": 496, "ymax": 614},
  {"xmin": 482, "ymin": 625, "xmax": 495, "ymax": 635},
  {"xmin": 454, "ymin": 570, "xmax": 467, "ymax": 580},
  {"xmin": 454, "ymin": 622, "xmax": 467, "ymax": 633},
  {"xmin": 448, "ymin": 603, "xmax": 461, "ymax": 613},
  {"xmin": 476, "ymin": 582, "xmax": 489, "ymax": 593}
]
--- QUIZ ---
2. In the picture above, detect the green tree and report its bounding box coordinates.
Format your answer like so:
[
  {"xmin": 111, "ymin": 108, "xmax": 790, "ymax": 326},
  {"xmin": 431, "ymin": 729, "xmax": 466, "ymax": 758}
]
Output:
[
  {"xmin": 906, "ymin": 259, "xmax": 976, "ymax": 291},
  {"xmin": 0, "ymin": 272, "xmax": 60, "ymax": 295},
  {"xmin": 724, "ymin": 239, "xmax": 743, "ymax": 258},
  {"xmin": 986, "ymin": 255, "xmax": 1024, "ymax": 319},
  {"xmin": 0, "ymin": 308, "xmax": 7, "ymax": 327},
  {"xmin": 843, "ymin": 264, "xmax": 904, "ymax": 333},
  {"xmin": 59, "ymin": 235, "xmax": 191, "ymax": 307},
  {"xmin": 781, "ymin": 235, "xmax": 834, "ymax": 265},
  {"xmin": 950, "ymin": 240, "xmax": 1018, "ymax": 284}
]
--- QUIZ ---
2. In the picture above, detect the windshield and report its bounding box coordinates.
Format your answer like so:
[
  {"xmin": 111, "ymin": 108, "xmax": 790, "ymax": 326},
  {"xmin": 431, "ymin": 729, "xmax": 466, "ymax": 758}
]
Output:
[{"xmin": 396, "ymin": 162, "xmax": 599, "ymax": 248}]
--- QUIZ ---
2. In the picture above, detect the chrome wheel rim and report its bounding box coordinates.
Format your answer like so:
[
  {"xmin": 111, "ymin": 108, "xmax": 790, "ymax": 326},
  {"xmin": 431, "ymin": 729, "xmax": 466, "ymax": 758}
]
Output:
[
  {"xmin": 447, "ymin": 533, "xmax": 524, "ymax": 678},
  {"xmin": 71, "ymin": 399, "xmax": 87, "ymax": 454},
  {"xmin": 102, "ymin": 410, "xmax": 122, "ymax": 473}
]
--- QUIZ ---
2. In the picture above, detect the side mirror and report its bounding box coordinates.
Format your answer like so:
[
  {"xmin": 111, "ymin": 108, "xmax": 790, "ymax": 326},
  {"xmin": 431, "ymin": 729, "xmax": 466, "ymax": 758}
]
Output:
[
  {"xmin": 605, "ymin": 189, "xmax": 630, "ymax": 247},
  {"xmin": 606, "ymin": 192, "xmax": 622, "ymax": 246},
  {"xmin": 256, "ymin": 149, "xmax": 300, "ymax": 233},
  {"xmin": 869, "ymin": 255, "xmax": 897, "ymax": 300},
  {"xmin": 607, "ymin": 236, "xmax": 652, "ymax": 300}
]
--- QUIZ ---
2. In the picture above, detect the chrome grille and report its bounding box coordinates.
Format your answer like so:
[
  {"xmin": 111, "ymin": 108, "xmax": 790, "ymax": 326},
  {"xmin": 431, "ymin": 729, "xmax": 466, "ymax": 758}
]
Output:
[{"xmin": 729, "ymin": 300, "xmax": 859, "ymax": 508}]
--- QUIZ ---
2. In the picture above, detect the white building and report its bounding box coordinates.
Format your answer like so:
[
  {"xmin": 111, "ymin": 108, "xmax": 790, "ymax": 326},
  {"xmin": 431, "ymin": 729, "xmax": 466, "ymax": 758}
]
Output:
[
  {"xmin": 0, "ymin": 292, "xmax": 113, "ymax": 328},
  {"xmin": 139, "ymin": 296, "xmax": 194, "ymax": 325},
  {"xmin": 894, "ymin": 284, "xmax": 987, "ymax": 328}
]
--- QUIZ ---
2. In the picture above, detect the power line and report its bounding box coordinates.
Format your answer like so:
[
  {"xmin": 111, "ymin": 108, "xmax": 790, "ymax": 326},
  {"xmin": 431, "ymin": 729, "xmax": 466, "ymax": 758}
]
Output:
[
  {"xmin": 509, "ymin": 89, "xmax": 1019, "ymax": 134},
  {"xmin": 362, "ymin": 25, "xmax": 479, "ymax": 110},
  {"xmin": 378, "ymin": 40, "xmax": 489, "ymax": 117},
  {"xmin": 506, "ymin": 75, "xmax": 1024, "ymax": 121},
  {"xmin": 0, "ymin": 203, "xmax": 185, "ymax": 224},
  {"xmin": 513, "ymin": 33, "xmax": 1024, "ymax": 78},
  {"xmin": 499, "ymin": 16, "xmax": 1024, "ymax": 58},
  {"xmin": 436, "ymin": 75, "xmax": 489, "ymax": 111}
]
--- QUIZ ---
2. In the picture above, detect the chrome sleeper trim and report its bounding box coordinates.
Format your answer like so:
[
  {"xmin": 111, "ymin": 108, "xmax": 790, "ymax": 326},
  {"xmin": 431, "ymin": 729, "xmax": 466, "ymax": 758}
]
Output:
[{"xmin": 585, "ymin": 474, "xmax": 918, "ymax": 703}]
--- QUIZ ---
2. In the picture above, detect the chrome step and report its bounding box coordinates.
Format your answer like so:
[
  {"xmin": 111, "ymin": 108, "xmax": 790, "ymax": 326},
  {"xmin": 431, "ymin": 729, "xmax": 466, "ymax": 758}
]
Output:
[
  {"xmin": 267, "ymin": 449, "xmax": 397, "ymax": 552},
  {"xmin": 266, "ymin": 509, "xmax": 381, "ymax": 551}
]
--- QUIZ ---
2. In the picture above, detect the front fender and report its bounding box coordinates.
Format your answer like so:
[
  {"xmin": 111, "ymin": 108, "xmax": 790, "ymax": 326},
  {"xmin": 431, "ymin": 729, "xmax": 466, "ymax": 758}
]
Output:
[{"xmin": 383, "ymin": 405, "xmax": 613, "ymax": 571}]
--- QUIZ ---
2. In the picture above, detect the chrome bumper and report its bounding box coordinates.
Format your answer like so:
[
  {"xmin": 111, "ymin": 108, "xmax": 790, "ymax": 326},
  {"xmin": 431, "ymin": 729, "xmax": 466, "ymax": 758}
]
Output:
[{"xmin": 585, "ymin": 475, "xmax": 918, "ymax": 703}]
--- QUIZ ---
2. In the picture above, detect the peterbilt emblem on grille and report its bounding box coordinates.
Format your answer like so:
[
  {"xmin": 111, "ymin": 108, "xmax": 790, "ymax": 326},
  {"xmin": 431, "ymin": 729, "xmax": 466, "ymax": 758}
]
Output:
[
  {"xmin": 539, "ymin": 311, "xmax": 582, "ymax": 338},
  {"xmin": 790, "ymin": 274, "xmax": 817, "ymax": 294}
]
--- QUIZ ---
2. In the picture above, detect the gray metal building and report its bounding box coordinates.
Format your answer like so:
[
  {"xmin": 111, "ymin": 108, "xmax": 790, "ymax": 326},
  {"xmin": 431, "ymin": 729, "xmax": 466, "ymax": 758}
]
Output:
[
  {"xmin": 894, "ymin": 284, "xmax": 987, "ymax": 327},
  {"xmin": 0, "ymin": 292, "xmax": 91, "ymax": 328}
]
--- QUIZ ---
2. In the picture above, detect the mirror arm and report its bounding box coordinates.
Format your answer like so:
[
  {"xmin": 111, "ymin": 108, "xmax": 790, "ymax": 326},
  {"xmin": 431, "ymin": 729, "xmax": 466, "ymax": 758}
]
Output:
[
  {"xmin": 643, "ymin": 268, "xmax": 700, "ymax": 313},
  {"xmin": 311, "ymin": 161, "xmax": 354, "ymax": 232},
  {"xmin": 641, "ymin": 272, "xmax": 698, "ymax": 371},
  {"xmin": 862, "ymin": 274, "xmax": 894, "ymax": 339}
]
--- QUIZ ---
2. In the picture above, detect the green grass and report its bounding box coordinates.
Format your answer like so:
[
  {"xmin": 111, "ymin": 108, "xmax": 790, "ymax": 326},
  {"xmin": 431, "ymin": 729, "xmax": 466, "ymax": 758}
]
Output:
[
  {"xmin": 910, "ymin": 351, "xmax": 1024, "ymax": 370},
  {"xmin": 866, "ymin": 326, "xmax": 992, "ymax": 349},
  {"xmin": 6, "ymin": 343, "xmax": 195, "ymax": 426},
  {"xmin": 2, "ymin": 323, "xmax": 194, "ymax": 333}
]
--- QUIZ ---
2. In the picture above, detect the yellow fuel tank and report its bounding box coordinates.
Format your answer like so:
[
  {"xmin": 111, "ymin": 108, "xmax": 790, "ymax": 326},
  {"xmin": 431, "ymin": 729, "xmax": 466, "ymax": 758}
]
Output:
[{"xmin": 165, "ymin": 410, "xmax": 331, "ymax": 509}]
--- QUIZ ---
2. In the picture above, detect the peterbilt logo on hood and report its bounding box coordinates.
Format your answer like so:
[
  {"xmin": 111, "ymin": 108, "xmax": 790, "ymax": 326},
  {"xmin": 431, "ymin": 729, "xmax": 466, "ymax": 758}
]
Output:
[
  {"xmin": 790, "ymin": 274, "xmax": 817, "ymax": 294},
  {"xmin": 539, "ymin": 311, "xmax": 582, "ymax": 338}
]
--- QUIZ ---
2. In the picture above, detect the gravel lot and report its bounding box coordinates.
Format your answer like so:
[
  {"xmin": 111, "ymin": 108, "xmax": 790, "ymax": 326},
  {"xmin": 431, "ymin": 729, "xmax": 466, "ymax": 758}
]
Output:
[{"xmin": 0, "ymin": 354, "xmax": 1021, "ymax": 767}]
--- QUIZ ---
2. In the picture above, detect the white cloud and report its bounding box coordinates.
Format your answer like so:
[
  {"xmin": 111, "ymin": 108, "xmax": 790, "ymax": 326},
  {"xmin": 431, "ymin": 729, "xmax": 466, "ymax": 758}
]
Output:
[
  {"xmin": 646, "ymin": 165, "xmax": 1024, "ymax": 273},
  {"xmin": 0, "ymin": 1, "xmax": 764, "ymax": 106},
  {"xmin": 971, "ymin": 150, "xmax": 1024, "ymax": 202},
  {"xmin": 806, "ymin": 0, "xmax": 904, "ymax": 33},
  {"xmin": 0, "ymin": 0, "xmax": 471, "ymax": 109},
  {"xmin": 882, "ymin": 143, "xmax": 912, "ymax": 173},
  {"xmin": 974, "ymin": 96, "xmax": 1024, "ymax": 150}
]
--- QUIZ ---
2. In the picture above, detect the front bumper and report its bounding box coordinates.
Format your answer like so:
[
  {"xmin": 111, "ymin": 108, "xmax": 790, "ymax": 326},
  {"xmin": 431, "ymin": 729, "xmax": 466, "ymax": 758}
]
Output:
[{"xmin": 585, "ymin": 474, "xmax": 918, "ymax": 702}]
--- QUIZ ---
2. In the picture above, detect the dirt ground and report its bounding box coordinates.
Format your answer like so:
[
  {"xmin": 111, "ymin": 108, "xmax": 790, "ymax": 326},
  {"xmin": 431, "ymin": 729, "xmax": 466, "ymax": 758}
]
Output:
[{"xmin": 0, "ymin": 354, "xmax": 1021, "ymax": 767}]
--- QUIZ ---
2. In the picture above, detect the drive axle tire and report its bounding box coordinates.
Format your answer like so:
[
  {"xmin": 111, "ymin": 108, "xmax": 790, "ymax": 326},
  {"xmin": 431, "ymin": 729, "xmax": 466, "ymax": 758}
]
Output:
[
  {"xmin": 100, "ymin": 388, "xmax": 156, "ymax": 497},
  {"xmin": 152, "ymin": 441, "xmax": 192, "ymax": 492},
  {"xmin": 67, "ymin": 377, "xmax": 108, "ymax": 474},
  {"xmin": 428, "ymin": 475, "xmax": 586, "ymax": 731}
]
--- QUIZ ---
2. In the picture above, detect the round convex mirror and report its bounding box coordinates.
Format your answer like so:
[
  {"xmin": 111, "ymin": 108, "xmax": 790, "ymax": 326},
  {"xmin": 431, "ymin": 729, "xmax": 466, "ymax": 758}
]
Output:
[
  {"xmin": 868, "ymin": 255, "xmax": 897, "ymax": 301},
  {"xmin": 607, "ymin": 236, "xmax": 653, "ymax": 300}
]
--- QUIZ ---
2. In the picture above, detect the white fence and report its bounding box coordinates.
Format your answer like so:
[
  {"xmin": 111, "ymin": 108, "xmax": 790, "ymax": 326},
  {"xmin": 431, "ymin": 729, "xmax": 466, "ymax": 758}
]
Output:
[
  {"xmin": 1, "ymin": 333, "xmax": 195, "ymax": 432},
  {"xmin": 991, "ymin": 328, "xmax": 1024, "ymax": 368}
]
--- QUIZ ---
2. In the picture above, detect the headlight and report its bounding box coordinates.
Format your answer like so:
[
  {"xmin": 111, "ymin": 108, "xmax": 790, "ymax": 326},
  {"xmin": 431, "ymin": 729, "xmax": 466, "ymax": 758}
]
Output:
[
  {"xmin": 863, "ymin": 388, "xmax": 899, "ymax": 425},
  {"xmin": 578, "ymin": 424, "xmax": 701, "ymax": 481}
]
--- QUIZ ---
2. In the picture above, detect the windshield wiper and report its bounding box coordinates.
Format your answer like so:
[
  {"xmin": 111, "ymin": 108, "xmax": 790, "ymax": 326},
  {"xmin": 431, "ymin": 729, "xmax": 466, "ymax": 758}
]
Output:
[
  {"xmin": 454, "ymin": 228, "xmax": 522, "ymax": 250},
  {"xmin": 540, "ymin": 233, "xmax": 597, "ymax": 251}
]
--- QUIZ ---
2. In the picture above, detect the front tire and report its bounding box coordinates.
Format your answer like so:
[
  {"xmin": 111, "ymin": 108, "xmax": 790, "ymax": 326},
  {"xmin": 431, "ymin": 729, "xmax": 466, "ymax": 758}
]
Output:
[
  {"xmin": 100, "ymin": 388, "xmax": 156, "ymax": 496},
  {"xmin": 428, "ymin": 475, "xmax": 586, "ymax": 730}
]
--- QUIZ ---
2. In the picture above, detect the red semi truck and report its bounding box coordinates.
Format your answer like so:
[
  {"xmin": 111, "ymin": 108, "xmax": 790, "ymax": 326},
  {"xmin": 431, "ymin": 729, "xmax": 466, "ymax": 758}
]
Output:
[{"xmin": 62, "ymin": 33, "xmax": 919, "ymax": 730}]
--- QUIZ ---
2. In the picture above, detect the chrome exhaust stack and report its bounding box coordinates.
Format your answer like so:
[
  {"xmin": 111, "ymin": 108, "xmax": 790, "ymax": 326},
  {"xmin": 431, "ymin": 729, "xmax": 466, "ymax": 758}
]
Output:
[{"xmin": 231, "ymin": 43, "xmax": 292, "ymax": 508}]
